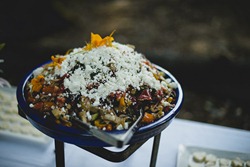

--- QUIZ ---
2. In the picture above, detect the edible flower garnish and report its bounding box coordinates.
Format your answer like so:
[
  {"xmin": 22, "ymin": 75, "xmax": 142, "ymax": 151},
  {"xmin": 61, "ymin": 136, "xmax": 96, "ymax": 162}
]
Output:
[
  {"xmin": 30, "ymin": 75, "xmax": 45, "ymax": 92},
  {"xmin": 49, "ymin": 55, "xmax": 66, "ymax": 68},
  {"xmin": 84, "ymin": 31, "xmax": 115, "ymax": 51}
]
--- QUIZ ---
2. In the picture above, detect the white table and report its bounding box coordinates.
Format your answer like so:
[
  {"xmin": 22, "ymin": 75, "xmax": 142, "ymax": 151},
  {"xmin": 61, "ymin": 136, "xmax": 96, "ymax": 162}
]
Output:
[{"xmin": 1, "ymin": 118, "xmax": 250, "ymax": 167}]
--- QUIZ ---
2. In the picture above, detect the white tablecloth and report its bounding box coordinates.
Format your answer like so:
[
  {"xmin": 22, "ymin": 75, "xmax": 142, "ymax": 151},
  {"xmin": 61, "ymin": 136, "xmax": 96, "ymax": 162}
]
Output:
[{"xmin": 1, "ymin": 119, "xmax": 250, "ymax": 167}]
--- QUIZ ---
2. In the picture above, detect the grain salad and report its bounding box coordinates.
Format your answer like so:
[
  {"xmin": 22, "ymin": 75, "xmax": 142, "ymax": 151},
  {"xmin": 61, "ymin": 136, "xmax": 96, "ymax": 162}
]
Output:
[{"xmin": 25, "ymin": 32, "xmax": 178, "ymax": 131}]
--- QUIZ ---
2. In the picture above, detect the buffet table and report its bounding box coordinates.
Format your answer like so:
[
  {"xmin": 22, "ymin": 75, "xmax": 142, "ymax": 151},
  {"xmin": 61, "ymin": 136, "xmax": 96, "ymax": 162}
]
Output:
[{"xmin": 0, "ymin": 118, "xmax": 250, "ymax": 167}]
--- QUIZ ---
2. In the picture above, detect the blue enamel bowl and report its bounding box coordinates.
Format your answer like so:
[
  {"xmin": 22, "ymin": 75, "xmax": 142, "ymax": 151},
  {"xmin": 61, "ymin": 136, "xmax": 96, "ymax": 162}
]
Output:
[{"xmin": 16, "ymin": 63, "xmax": 183, "ymax": 147}]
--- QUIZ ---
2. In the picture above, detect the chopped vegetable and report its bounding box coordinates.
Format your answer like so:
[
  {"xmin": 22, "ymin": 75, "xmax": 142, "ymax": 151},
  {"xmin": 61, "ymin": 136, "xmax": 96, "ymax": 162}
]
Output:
[{"xmin": 142, "ymin": 112, "xmax": 155, "ymax": 123}]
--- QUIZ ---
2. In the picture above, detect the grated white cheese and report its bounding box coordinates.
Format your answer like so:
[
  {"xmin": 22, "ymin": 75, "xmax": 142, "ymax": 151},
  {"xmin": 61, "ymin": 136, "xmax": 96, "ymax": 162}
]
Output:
[
  {"xmin": 51, "ymin": 42, "xmax": 163, "ymax": 106},
  {"xmin": 33, "ymin": 67, "xmax": 43, "ymax": 77}
]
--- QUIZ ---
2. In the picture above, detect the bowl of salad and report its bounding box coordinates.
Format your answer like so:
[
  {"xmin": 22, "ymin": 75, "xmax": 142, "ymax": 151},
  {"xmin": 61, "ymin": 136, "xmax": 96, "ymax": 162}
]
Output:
[{"xmin": 16, "ymin": 32, "xmax": 183, "ymax": 147}]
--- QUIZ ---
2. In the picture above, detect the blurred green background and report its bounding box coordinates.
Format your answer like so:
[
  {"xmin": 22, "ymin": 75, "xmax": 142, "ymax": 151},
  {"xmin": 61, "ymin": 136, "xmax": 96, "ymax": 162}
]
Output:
[{"xmin": 1, "ymin": 0, "xmax": 250, "ymax": 130}]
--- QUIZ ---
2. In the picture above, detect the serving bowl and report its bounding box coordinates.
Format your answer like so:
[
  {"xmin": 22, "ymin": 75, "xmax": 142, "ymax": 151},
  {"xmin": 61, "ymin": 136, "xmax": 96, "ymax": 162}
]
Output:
[{"xmin": 16, "ymin": 63, "xmax": 183, "ymax": 147}]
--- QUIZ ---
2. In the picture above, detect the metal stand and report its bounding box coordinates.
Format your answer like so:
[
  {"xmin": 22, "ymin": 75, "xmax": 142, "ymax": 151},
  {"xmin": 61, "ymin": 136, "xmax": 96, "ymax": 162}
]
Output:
[
  {"xmin": 55, "ymin": 140, "xmax": 65, "ymax": 167},
  {"xmin": 150, "ymin": 133, "xmax": 161, "ymax": 167},
  {"xmin": 54, "ymin": 133, "xmax": 161, "ymax": 167}
]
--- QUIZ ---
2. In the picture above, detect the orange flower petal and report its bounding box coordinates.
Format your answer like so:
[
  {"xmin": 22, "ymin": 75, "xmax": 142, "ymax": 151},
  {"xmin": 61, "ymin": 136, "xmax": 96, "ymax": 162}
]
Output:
[{"xmin": 84, "ymin": 31, "xmax": 115, "ymax": 51}]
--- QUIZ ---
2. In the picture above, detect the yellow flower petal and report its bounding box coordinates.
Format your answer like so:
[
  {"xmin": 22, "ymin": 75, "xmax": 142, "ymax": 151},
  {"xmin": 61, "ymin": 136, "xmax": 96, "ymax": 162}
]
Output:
[
  {"xmin": 48, "ymin": 55, "xmax": 66, "ymax": 68},
  {"xmin": 31, "ymin": 75, "xmax": 44, "ymax": 92},
  {"xmin": 84, "ymin": 31, "xmax": 115, "ymax": 51}
]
